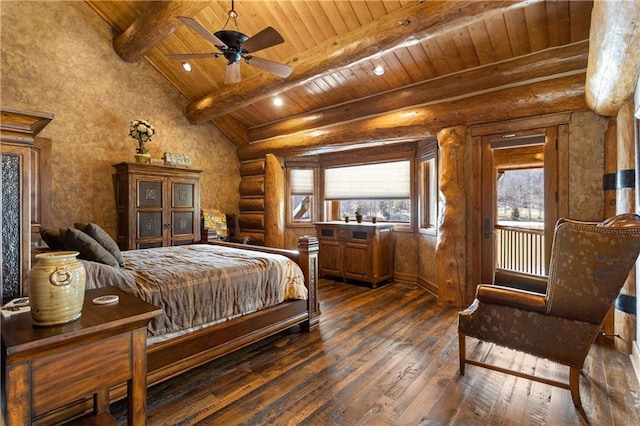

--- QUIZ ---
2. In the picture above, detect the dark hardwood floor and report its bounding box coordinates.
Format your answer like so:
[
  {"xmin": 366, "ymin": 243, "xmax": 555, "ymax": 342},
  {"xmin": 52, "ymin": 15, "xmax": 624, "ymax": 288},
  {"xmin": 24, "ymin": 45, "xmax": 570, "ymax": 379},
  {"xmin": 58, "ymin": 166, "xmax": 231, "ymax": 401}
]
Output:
[{"xmin": 112, "ymin": 278, "xmax": 640, "ymax": 425}]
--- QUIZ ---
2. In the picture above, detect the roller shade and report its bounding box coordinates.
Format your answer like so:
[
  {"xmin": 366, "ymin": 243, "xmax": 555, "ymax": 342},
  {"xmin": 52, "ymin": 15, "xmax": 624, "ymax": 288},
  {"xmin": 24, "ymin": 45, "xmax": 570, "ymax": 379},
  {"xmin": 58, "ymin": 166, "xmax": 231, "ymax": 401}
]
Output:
[
  {"xmin": 325, "ymin": 161, "xmax": 410, "ymax": 200},
  {"xmin": 290, "ymin": 168, "xmax": 314, "ymax": 195}
]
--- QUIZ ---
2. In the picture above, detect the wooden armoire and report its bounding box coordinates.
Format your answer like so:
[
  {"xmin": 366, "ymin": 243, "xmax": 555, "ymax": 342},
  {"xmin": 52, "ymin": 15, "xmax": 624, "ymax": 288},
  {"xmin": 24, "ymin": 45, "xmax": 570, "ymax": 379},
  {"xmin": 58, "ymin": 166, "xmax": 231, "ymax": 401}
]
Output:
[
  {"xmin": 112, "ymin": 162, "xmax": 201, "ymax": 250},
  {"xmin": 1, "ymin": 107, "xmax": 54, "ymax": 303}
]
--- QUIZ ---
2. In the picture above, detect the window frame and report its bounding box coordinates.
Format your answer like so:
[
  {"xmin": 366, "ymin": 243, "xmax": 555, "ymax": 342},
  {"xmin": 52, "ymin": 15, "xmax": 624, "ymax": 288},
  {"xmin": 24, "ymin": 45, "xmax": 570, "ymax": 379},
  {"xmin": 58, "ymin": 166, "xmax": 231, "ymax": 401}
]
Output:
[
  {"xmin": 285, "ymin": 164, "xmax": 318, "ymax": 227},
  {"xmin": 418, "ymin": 142, "xmax": 438, "ymax": 234},
  {"xmin": 320, "ymin": 151, "xmax": 416, "ymax": 231}
]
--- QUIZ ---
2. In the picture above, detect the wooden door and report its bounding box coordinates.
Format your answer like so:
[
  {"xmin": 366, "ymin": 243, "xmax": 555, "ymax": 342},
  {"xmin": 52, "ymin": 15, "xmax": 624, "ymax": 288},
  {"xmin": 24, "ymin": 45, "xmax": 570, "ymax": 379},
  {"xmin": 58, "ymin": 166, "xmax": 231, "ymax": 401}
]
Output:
[
  {"xmin": 316, "ymin": 225, "xmax": 344, "ymax": 277},
  {"xmin": 168, "ymin": 177, "xmax": 199, "ymax": 246},
  {"xmin": 479, "ymin": 127, "xmax": 561, "ymax": 283},
  {"xmin": 135, "ymin": 175, "xmax": 167, "ymax": 249}
]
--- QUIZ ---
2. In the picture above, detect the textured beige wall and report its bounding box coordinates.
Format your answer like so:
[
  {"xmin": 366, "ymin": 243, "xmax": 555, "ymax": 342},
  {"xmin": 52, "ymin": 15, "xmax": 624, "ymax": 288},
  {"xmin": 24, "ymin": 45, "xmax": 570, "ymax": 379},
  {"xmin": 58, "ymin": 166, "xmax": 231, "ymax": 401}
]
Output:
[
  {"xmin": 568, "ymin": 110, "xmax": 608, "ymax": 220},
  {"xmin": 1, "ymin": 1, "xmax": 240, "ymax": 237}
]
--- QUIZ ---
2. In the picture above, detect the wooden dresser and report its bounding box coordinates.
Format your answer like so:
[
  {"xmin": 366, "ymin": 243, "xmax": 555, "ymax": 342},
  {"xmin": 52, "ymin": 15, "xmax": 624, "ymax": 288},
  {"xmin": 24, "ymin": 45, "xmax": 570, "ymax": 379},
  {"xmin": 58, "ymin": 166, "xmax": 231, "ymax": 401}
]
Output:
[
  {"xmin": 314, "ymin": 222, "xmax": 394, "ymax": 288},
  {"xmin": 113, "ymin": 162, "xmax": 201, "ymax": 250},
  {"xmin": 2, "ymin": 287, "xmax": 161, "ymax": 425}
]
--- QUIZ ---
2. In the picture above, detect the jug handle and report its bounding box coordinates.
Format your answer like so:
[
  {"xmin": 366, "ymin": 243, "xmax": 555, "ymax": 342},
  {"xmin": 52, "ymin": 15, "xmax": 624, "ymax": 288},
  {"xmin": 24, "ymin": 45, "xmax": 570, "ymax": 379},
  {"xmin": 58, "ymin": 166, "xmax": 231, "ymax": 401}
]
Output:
[{"xmin": 49, "ymin": 267, "xmax": 73, "ymax": 286}]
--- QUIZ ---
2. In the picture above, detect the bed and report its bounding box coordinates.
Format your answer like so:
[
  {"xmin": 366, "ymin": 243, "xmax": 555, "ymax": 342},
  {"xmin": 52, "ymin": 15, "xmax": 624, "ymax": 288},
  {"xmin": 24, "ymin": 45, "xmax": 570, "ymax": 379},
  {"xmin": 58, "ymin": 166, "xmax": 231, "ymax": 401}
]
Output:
[{"xmin": 77, "ymin": 236, "xmax": 320, "ymax": 402}]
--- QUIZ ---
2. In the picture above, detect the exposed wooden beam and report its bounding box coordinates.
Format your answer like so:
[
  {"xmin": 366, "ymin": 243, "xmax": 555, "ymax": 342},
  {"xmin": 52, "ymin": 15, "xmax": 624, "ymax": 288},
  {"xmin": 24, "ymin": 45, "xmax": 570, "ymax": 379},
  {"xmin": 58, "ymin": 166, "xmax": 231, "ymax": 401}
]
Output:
[
  {"xmin": 237, "ymin": 73, "xmax": 586, "ymax": 160},
  {"xmin": 113, "ymin": 1, "xmax": 209, "ymax": 63},
  {"xmin": 247, "ymin": 41, "xmax": 588, "ymax": 143},
  {"xmin": 186, "ymin": 0, "xmax": 541, "ymax": 124},
  {"xmin": 585, "ymin": 0, "xmax": 640, "ymax": 116},
  {"xmin": 211, "ymin": 115, "xmax": 249, "ymax": 150}
]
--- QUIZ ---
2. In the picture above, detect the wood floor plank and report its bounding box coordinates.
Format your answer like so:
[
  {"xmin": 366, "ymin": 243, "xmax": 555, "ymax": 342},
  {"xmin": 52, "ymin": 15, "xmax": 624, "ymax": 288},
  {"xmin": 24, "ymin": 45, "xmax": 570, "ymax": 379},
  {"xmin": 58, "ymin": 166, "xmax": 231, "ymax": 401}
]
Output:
[{"xmin": 109, "ymin": 279, "xmax": 640, "ymax": 425}]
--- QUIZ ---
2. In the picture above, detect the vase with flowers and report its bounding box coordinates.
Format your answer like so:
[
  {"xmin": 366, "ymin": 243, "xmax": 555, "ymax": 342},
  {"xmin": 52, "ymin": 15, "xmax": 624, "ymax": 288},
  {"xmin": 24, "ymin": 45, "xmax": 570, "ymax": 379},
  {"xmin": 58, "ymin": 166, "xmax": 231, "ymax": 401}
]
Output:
[{"xmin": 129, "ymin": 119, "xmax": 155, "ymax": 163}]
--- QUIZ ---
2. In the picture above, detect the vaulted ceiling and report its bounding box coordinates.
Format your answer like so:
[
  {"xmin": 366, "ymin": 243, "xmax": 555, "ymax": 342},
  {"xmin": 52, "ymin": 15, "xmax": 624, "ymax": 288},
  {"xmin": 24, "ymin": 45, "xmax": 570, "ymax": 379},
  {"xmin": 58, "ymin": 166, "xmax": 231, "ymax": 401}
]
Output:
[{"xmin": 86, "ymin": 0, "xmax": 595, "ymax": 160}]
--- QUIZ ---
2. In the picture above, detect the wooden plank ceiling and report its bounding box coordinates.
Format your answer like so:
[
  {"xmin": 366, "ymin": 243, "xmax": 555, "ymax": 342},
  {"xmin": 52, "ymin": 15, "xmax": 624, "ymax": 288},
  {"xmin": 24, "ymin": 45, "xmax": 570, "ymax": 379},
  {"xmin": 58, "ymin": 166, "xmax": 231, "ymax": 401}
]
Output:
[{"xmin": 86, "ymin": 0, "xmax": 592, "ymax": 160}]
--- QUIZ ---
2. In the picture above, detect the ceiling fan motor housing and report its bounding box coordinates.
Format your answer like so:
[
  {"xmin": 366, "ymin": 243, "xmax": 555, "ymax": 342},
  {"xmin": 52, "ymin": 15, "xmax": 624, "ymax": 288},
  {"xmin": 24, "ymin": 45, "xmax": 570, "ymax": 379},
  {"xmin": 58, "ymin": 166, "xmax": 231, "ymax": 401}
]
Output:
[{"xmin": 215, "ymin": 30, "xmax": 249, "ymax": 64}]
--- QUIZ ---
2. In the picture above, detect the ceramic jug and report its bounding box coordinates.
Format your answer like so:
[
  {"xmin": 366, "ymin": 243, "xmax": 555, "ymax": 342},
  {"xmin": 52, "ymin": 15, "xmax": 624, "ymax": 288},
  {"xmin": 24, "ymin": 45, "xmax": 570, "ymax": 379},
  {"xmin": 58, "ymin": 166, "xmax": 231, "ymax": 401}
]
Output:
[{"xmin": 29, "ymin": 251, "xmax": 86, "ymax": 326}]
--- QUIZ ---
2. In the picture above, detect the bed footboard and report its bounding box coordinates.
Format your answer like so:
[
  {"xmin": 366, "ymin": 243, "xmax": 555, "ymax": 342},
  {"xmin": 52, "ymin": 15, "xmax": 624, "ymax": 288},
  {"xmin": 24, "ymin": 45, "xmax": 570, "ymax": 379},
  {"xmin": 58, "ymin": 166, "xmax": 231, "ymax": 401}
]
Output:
[
  {"xmin": 140, "ymin": 236, "xmax": 319, "ymax": 388},
  {"xmin": 209, "ymin": 236, "xmax": 320, "ymax": 331}
]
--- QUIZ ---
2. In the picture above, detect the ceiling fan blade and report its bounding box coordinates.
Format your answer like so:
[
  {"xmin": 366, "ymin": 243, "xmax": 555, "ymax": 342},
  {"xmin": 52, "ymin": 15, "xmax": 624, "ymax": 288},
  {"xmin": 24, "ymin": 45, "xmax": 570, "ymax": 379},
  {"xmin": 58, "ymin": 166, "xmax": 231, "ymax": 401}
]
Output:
[
  {"xmin": 225, "ymin": 62, "xmax": 241, "ymax": 84},
  {"xmin": 166, "ymin": 53, "xmax": 219, "ymax": 60},
  {"xmin": 177, "ymin": 16, "xmax": 227, "ymax": 48},
  {"xmin": 241, "ymin": 27, "xmax": 284, "ymax": 53},
  {"xmin": 245, "ymin": 56, "xmax": 293, "ymax": 78}
]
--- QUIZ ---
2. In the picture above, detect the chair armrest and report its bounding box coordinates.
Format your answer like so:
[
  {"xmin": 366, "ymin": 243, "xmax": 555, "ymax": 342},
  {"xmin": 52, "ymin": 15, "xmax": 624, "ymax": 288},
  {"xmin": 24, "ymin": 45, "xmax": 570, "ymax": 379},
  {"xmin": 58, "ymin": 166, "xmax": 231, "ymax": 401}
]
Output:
[
  {"xmin": 493, "ymin": 269, "xmax": 548, "ymax": 294},
  {"xmin": 476, "ymin": 285, "xmax": 547, "ymax": 313}
]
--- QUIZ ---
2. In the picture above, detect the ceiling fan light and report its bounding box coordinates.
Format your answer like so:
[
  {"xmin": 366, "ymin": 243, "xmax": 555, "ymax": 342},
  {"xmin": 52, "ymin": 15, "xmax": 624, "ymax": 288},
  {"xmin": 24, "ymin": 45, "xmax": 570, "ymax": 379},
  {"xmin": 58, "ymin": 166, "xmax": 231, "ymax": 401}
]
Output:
[
  {"xmin": 373, "ymin": 65, "xmax": 385, "ymax": 76},
  {"xmin": 182, "ymin": 62, "xmax": 192, "ymax": 72}
]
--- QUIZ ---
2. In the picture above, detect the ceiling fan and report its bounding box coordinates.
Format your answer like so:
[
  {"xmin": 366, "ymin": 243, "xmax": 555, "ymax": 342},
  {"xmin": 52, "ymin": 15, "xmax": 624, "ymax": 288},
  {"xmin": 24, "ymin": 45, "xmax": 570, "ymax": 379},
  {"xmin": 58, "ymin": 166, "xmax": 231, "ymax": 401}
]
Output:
[{"xmin": 167, "ymin": 1, "xmax": 293, "ymax": 84}]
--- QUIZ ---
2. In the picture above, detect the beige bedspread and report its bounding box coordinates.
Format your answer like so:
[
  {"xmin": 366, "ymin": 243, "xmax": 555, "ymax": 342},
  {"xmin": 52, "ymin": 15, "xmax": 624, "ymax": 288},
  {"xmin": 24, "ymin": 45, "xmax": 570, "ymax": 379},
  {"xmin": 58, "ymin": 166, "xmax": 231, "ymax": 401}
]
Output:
[{"xmin": 83, "ymin": 244, "xmax": 307, "ymax": 339}]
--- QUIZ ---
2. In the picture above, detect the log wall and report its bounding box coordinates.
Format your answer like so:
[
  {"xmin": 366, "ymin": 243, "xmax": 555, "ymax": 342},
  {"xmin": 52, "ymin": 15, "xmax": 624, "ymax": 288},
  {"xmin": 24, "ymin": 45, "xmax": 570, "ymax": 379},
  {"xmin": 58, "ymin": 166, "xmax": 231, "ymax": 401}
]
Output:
[{"xmin": 237, "ymin": 154, "xmax": 285, "ymax": 247}]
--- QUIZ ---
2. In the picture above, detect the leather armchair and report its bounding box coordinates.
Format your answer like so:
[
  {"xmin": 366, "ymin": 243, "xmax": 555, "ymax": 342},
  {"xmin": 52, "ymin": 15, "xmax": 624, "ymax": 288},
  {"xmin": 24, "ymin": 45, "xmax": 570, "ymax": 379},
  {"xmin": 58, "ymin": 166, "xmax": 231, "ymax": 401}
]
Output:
[{"xmin": 458, "ymin": 214, "xmax": 640, "ymax": 407}]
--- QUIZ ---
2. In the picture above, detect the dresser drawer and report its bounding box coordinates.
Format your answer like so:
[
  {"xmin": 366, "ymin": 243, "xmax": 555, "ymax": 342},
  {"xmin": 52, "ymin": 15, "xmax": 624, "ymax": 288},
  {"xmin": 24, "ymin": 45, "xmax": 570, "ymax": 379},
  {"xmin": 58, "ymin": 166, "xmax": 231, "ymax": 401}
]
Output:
[{"xmin": 31, "ymin": 332, "xmax": 132, "ymax": 416}]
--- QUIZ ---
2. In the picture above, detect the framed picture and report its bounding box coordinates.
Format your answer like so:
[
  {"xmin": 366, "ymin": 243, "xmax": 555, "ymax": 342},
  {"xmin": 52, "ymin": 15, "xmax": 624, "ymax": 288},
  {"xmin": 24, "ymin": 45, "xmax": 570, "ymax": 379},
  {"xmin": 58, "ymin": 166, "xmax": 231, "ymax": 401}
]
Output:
[{"xmin": 164, "ymin": 152, "xmax": 192, "ymax": 168}]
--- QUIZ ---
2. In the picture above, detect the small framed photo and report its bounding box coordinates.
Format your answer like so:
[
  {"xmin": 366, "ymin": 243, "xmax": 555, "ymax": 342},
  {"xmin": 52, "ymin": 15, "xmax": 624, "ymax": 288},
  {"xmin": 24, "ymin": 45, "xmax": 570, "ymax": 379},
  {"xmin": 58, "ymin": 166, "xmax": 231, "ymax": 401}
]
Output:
[{"xmin": 164, "ymin": 152, "xmax": 192, "ymax": 168}]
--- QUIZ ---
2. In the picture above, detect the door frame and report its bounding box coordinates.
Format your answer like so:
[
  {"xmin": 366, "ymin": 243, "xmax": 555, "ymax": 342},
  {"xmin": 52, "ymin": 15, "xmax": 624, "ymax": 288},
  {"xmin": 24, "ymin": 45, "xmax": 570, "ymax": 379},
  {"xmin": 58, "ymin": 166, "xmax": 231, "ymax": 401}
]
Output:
[{"xmin": 471, "ymin": 113, "xmax": 570, "ymax": 284}]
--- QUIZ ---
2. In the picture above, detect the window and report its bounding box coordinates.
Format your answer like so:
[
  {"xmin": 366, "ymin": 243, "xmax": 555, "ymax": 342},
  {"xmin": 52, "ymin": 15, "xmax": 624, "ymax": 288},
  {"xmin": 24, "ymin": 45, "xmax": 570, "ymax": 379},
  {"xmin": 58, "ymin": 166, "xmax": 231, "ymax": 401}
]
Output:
[
  {"xmin": 287, "ymin": 167, "xmax": 314, "ymax": 225},
  {"xmin": 324, "ymin": 160, "xmax": 411, "ymax": 223},
  {"xmin": 496, "ymin": 167, "xmax": 544, "ymax": 230},
  {"xmin": 419, "ymin": 147, "xmax": 438, "ymax": 230}
]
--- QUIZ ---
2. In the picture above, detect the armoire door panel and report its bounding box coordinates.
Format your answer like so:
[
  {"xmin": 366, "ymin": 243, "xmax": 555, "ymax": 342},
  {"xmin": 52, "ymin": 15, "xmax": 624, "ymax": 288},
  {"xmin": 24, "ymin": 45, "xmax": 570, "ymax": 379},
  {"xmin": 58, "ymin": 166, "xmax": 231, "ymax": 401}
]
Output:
[
  {"xmin": 172, "ymin": 182, "xmax": 194, "ymax": 208},
  {"xmin": 138, "ymin": 181, "xmax": 163, "ymax": 207},
  {"xmin": 138, "ymin": 212, "xmax": 163, "ymax": 238}
]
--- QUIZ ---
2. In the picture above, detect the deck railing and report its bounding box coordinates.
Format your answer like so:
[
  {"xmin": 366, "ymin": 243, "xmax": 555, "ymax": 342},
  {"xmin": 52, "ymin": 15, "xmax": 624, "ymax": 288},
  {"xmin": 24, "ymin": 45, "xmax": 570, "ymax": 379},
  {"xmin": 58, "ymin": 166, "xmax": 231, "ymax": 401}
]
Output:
[{"xmin": 495, "ymin": 225, "xmax": 545, "ymax": 276}]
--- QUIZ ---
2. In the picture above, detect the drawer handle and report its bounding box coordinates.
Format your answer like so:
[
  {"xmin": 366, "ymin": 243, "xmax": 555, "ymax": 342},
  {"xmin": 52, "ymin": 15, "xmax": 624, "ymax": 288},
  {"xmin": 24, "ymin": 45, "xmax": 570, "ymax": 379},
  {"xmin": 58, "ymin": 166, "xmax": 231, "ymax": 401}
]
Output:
[{"xmin": 50, "ymin": 267, "xmax": 73, "ymax": 286}]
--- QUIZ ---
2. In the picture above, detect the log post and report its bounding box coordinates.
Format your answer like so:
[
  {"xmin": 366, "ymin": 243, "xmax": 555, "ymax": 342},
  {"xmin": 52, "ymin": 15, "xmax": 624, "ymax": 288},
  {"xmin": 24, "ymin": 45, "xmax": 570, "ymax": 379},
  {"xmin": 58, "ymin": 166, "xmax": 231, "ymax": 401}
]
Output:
[
  {"xmin": 436, "ymin": 126, "xmax": 470, "ymax": 307},
  {"xmin": 601, "ymin": 118, "xmax": 618, "ymax": 343},
  {"xmin": 264, "ymin": 154, "xmax": 285, "ymax": 248},
  {"xmin": 614, "ymin": 100, "xmax": 637, "ymax": 354}
]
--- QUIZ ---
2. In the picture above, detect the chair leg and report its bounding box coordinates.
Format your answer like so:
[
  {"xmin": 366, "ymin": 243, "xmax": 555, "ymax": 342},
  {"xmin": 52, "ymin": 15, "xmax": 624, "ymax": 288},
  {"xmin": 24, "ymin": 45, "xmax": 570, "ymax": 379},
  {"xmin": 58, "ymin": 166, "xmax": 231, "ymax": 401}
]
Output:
[
  {"xmin": 458, "ymin": 333, "xmax": 466, "ymax": 375},
  {"xmin": 569, "ymin": 366, "xmax": 582, "ymax": 407}
]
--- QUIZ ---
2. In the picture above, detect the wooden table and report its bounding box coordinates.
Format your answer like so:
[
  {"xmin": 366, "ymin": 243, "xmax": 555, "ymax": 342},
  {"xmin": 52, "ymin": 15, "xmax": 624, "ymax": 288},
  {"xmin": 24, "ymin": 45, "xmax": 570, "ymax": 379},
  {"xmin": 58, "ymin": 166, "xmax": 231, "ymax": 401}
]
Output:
[{"xmin": 1, "ymin": 287, "xmax": 162, "ymax": 425}]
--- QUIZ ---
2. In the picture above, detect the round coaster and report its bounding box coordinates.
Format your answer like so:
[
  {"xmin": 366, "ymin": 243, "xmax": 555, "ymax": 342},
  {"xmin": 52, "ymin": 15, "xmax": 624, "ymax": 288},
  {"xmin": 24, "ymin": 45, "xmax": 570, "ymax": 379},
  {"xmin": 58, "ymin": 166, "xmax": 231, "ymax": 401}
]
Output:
[{"xmin": 92, "ymin": 295, "xmax": 119, "ymax": 305}]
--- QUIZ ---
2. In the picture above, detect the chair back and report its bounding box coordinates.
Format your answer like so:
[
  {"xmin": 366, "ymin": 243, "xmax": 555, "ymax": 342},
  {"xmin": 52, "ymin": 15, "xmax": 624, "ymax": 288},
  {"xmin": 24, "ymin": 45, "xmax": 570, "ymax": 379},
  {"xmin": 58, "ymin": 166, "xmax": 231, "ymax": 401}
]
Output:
[{"xmin": 545, "ymin": 214, "xmax": 640, "ymax": 324}]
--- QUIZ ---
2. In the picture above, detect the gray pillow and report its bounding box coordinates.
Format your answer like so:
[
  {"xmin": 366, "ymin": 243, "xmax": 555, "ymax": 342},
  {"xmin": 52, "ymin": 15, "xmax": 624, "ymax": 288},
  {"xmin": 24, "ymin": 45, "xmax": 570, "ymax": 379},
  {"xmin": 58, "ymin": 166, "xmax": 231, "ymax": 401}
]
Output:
[
  {"xmin": 62, "ymin": 228, "xmax": 119, "ymax": 267},
  {"xmin": 75, "ymin": 223, "xmax": 125, "ymax": 267},
  {"xmin": 40, "ymin": 227, "xmax": 66, "ymax": 250}
]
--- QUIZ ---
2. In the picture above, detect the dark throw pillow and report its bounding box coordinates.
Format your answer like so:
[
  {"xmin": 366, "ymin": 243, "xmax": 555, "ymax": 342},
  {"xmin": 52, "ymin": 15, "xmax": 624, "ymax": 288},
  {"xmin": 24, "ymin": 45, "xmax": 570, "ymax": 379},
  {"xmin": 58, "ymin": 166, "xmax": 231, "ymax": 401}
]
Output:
[
  {"xmin": 75, "ymin": 222, "xmax": 125, "ymax": 267},
  {"xmin": 62, "ymin": 228, "xmax": 119, "ymax": 267},
  {"xmin": 40, "ymin": 227, "xmax": 66, "ymax": 250}
]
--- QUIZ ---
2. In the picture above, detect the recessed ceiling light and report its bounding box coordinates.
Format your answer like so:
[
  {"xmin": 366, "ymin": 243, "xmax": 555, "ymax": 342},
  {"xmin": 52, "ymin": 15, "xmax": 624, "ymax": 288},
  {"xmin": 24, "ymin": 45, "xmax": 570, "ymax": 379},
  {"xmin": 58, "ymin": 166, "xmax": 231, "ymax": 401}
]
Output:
[
  {"xmin": 372, "ymin": 65, "xmax": 385, "ymax": 76},
  {"xmin": 273, "ymin": 97, "xmax": 284, "ymax": 107},
  {"xmin": 182, "ymin": 62, "xmax": 192, "ymax": 72}
]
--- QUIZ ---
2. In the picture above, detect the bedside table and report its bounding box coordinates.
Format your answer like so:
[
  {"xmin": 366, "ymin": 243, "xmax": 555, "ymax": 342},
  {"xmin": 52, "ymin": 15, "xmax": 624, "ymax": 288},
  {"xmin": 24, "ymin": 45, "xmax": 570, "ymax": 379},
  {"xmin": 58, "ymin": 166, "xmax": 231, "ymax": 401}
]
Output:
[{"xmin": 1, "ymin": 287, "xmax": 162, "ymax": 425}]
